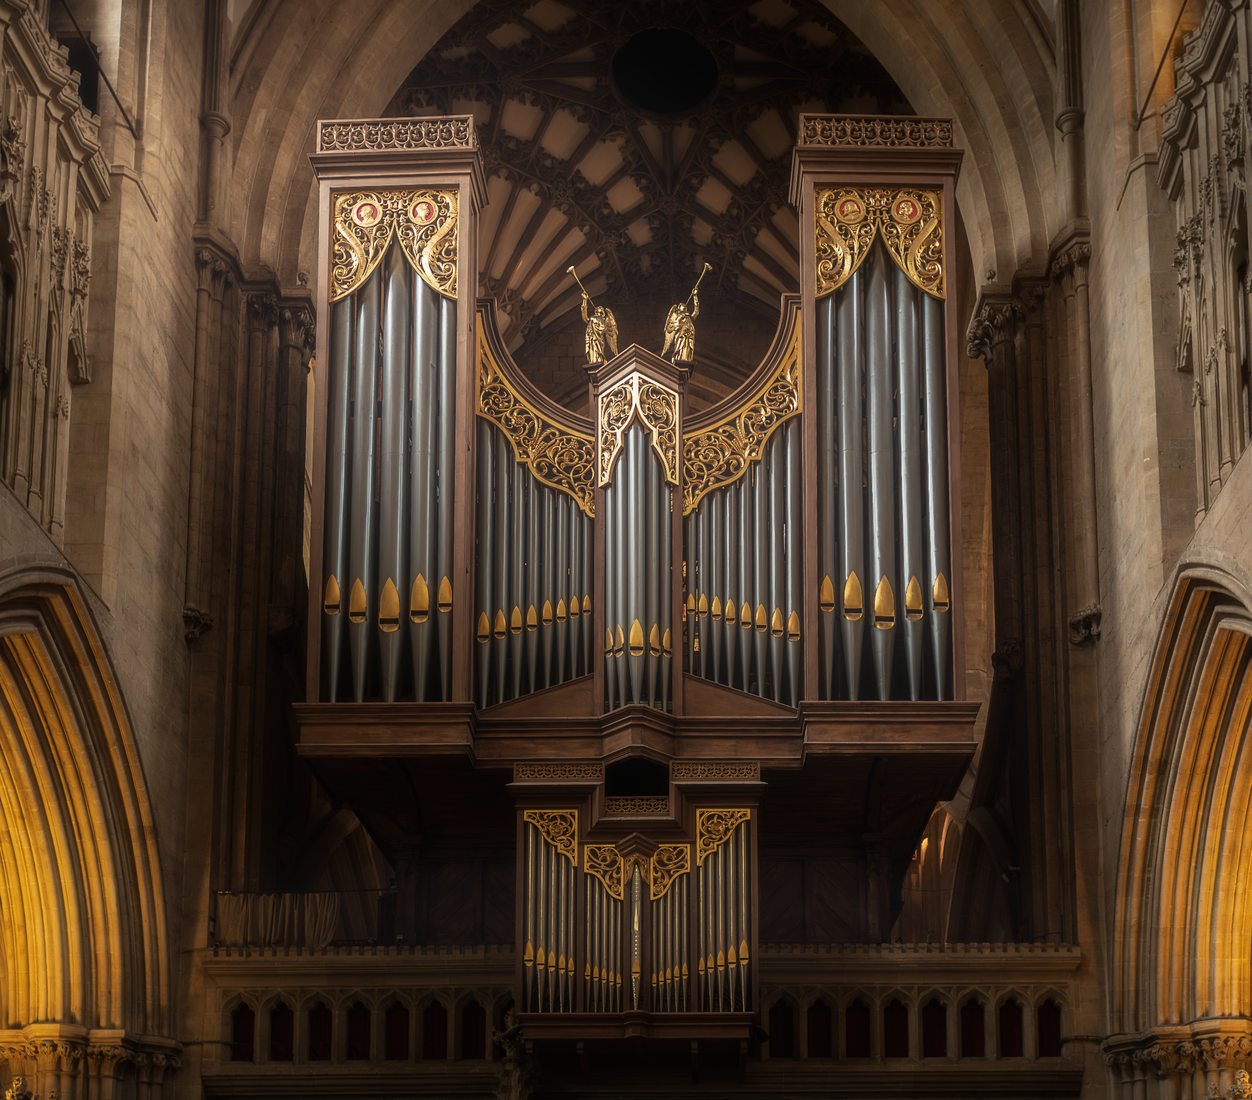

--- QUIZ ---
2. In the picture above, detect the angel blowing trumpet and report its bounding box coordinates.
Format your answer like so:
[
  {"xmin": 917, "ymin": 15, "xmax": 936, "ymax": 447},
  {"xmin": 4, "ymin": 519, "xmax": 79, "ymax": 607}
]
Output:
[
  {"xmin": 662, "ymin": 263, "xmax": 712, "ymax": 365},
  {"xmin": 569, "ymin": 266, "xmax": 619, "ymax": 366}
]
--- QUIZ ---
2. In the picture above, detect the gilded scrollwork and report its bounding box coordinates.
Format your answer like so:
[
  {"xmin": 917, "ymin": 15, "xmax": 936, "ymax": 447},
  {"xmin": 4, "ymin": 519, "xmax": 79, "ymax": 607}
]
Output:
[
  {"xmin": 800, "ymin": 114, "xmax": 953, "ymax": 148},
  {"xmin": 330, "ymin": 187, "xmax": 459, "ymax": 302},
  {"xmin": 695, "ymin": 808, "xmax": 751, "ymax": 866},
  {"xmin": 598, "ymin": 373, "xmax": 680, "ymax": 487},
  {"xmin": 585, "ymin": 844, "xmax": 624, "ymax": 900},
  {"xmin": 524, "ymin": 809, "xmax": 579, "ymax": 865},
  {"xmin": 815, "ymin": 187, "xmax": 945, "ymax": 299},
  {"xmin": 650, "ymin": 844, "xmax": 691, "ymax": 900},
  {"xmin": 318, "ymin": 116, "xmax": 475, "ymax": 153},
  {"xmin": 477, "ymin": 325, "xmax": 596, "ymax": 516},
  {"xmin": 681, "ymin": 326, "xmax": 800, "ymax": 514}
]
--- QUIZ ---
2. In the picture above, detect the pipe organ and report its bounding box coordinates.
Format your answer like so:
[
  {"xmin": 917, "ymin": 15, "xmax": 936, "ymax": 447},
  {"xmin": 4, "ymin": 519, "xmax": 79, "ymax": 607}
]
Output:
[{"xmin": 302, "ymin": 115, "xmax": 974, "ymax": 1056}]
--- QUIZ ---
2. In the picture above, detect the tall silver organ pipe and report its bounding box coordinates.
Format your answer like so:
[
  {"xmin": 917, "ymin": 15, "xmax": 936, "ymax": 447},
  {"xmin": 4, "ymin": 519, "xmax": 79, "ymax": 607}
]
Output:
[
  {"xmin": 522, "ymin": 813, "xmax": 576, "ymax": 1014},
  {"xmin": 409, "ymin": 276, "xmax": 437, "ymax": 702},
  {"xmin": 603, "ymin": 423, "xmax": 672, "ymax": 711},
  {"xmin": 815, "ymin": 242, "xmax": 953, "ymax": 700},
  {"xmin": 321, "ymin": 297, "xmax": 354, "ymax": 701},
  {"xmin": 378, "ymin": 250, "xmax": 410, "ymax": 701}
]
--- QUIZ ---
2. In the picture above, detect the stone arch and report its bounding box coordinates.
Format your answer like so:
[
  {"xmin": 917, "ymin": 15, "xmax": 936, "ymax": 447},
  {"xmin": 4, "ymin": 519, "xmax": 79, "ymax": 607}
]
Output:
[
  {"xmin": 1112, "ymin": 566, "xmax": 1252, "ymax": 1035},
  {"xmin": 223, "ymin": 0, "xmax": 1061, "ymax": 288},
  {"xmin": 0, "ymin": 569, "xmax": 171, "ymax": 1056}
]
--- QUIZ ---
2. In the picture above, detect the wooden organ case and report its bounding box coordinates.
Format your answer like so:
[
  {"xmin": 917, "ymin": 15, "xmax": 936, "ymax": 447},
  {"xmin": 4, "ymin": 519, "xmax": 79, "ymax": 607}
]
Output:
[{"xmin": 297, "ymin": 115, "xmax": 980, "ymax": 1074}]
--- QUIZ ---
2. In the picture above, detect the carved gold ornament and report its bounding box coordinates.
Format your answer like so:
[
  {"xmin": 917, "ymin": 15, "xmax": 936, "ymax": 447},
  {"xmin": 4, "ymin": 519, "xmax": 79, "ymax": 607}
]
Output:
[
  {"xmin": 814, "ymin": 187, "xmax": 945, "ymax": 299},
  {"xmin": 318, "ymin": 116, "xmax": 475, "ymax": 153},
  {"xmin": 598, "ymin": 372, "xmax": 681, "ymax": 487},
  {"xmin": 524, "ymin": 809, "xmax": 579, "ymax": 865},
  {"xmin": 650, "ymin": 844, "xmax": 691, "ymax": 900},
  {"xmin": 696, "ymin": 808, "xmax": 751, "ymax": 866},
  {"xmin": 330, "ymin": 187, "xmax": 459, "ymax": 302},
  {"xmin": 585, "ymin": 844, "xmax": 625, "ymax": 900},
  {"xmin": 477, "ymin": 323, "xmax": 596, "ymax": 516},
  {"xmin": 682, "ymin": 324, "xmax": 801, "ymax": 514}
]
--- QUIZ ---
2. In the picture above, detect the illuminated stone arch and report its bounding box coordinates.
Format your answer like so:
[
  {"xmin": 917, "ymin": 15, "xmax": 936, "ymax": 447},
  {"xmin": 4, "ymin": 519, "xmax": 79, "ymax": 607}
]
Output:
[{"xmin": 0, "ymin": 568, "xmax": 173, "ymax": 1094}]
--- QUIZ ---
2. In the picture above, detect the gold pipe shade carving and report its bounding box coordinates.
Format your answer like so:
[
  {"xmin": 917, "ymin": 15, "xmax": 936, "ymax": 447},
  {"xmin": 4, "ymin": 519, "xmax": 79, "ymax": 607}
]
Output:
[
  {"xmin": 695, "ymin": 808, "xmax": 751, "ymax": 866},
  {"xmin": 650, "ymin": 844, "xmax": 691, "ymax": 900},
  {"xmin": 814, "ymin": 187, "xmax": 945, "ymax": 299},
  {"xmin": 598, "ymin": 373, "xmax": 681, "ymax": 487},
  {"xmin": 523, "ymin": 809, "xmax": 579, "ymax": 865},
  {"xmin": 585, "ymin": 844, "xmax": 625, "ymax": 900},
  {"xmin": 681, "ymin": 325, "xmax": 801, "ymax": 515},
  {"xmin": 330, "ymin": 188, "xmax": 459, "ymax": 301},
  {"xmin": 476, "ymin": 322, "xmax": 596, "ymax": 516}
]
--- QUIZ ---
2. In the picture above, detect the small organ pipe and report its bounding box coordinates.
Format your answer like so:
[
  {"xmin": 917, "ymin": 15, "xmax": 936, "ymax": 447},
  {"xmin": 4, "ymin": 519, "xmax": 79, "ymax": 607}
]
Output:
[
  {"xmin": 322, "ymin": 297, "xmax": 353, "ymax": 701},
  {"xmin": 817, "ymin": 295, "xmax": 838, "ymax": 699},
  {"xmin": 738, "ymin": 476, "xmax": 754, "ymax": 692},
  {"xmin": 348, "ymin": 271, "xmax": 381, "ymax": 702},
  {"xmin": 767, "ymin": 445, "xmax": 784, "ymax": 702},
  {"xmin": 752, "ymin": 466, "xmax": 768, "ymax": 697},
  {"xmin": 785, "ymin": 421, "xmax": 803, "ymax": 704},
  {"xmin": 660, "ymin": 479, "xmax": 672, "ymax": 712},
  {"xmin": 643, "ymin": 441, "xmax": 657, "ymax": 707},
  {"xmin": 896, "ymin": 268, "xmax": 924, "ymax": 700},
  {"xmin": 837, "ymin": 268, "xmax": 865, "ymax": 699},
  {"xmin": 475, "ymin": 422, "xmax": 494, "ymax": 707},
  {"xmin": 555, "ymin": 490, "xmax": 570, "ymax": 684},
  {"xmin": 867, "ymin": 254, "xmax": 897, "ymax": 699},
  {"xmin": 523, "ymin": 480, "xmax": 539, "ymax": 693},
  {"xmin": 923, "ymin": 293, "xmax": 952, "ymax": 698},
  {"xmin": 493, "ymin": 439, "xmax": 511, "ymax": 705}
]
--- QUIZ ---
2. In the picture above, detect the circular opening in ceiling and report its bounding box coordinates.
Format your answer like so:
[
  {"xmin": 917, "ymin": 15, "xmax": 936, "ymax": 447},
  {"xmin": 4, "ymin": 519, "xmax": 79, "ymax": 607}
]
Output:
[{"xmin": 612, "ymin": 29, "xmax": 718, "ymax": 116}]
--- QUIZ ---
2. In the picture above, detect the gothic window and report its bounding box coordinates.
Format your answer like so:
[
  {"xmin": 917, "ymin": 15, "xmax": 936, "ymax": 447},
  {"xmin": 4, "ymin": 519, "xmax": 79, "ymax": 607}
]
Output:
[
  {"xmin": 230, "ymin": 1003, "xmax": 256, "ymax": 1062},
  {"xmin": 421, "ymin": 1000, "xmax": 448, "ymax": 1060},
  {"xmin": 883, "ymin": 998, "xmax": 909, "ymax": 1058},
  {"xmin": 268, "ymin": 1001, "xmax": 294, "ymax": 1061},
  {"xmin": 345, "ymin": 1000, "xmax": 371, "ymax": 1060},
  {"xmin": 767, "ymin": 998, "xmax": 795, "ymax": 1058},
  {"xmin": 844, "ymin": 998, "xmax": 871, "ymax": 1058},
  {"xmin": 807, "ymin": 998, "xmax": 834, "ymax": 1058},
  {"xmin": 1036, "ymin": 998, "xmax": 1062, "ymax": 1057},
  {"xmin": 998, "ymin": 998, "xmax": 1024, "ymax": 1058},
  {"xmin": 959, "ymin": 998, "xmax": 986, "ymax": 1058},
  {"xmin": 307, "ymin": 1001, "xmax": 332, "ymax": 1061},
  {"xmin": 921, "ymin": 998, "xmax": 947, "ymax": 1057},
  {"xmin": 459, "ymin": 999, "xmax": 487, "ymax": 1060},
  {"xmin": 384, "ymin": 1000, "xmax": 410, "ymax": 1060}
]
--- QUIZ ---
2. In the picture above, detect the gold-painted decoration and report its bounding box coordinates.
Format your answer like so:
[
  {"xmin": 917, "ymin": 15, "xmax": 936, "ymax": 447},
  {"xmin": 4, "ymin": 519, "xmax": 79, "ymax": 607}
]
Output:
[
  {"xmin": 493, "ymin": 609, "xmax": 507, "ymax": 638},
  {"xmin": 629, "ymin": 619, "xmax": 645, "ymax": 657},
  {"xmin": 330, "ymin": 187, "xmax": 459, "ymax": 302},
  {"xmin": 510, "ymin": 606, "xmax": 523, "ymax": 635},
  {"xmin": 933, "ymin": 572, "xmax": 950, "ymax": 612},
  {"xmin": 755, "ymin": 603, "xmax": 767, "ymax": 632},
  {"xmin": 682, "ymin": 325, "xmax": 801, "ymax": 514},
  {"xmin": 696, "ymin": 808, "xmax": 751, "ymax": 866},
  {"xmin": 597, "ymin": 372, "xmax": 681, "ymax": 487},
  {"xmin": 477, "ymin": 322, "xmax": 596, "ymax": 516},
  {"xmin": 437, "ymin": 576, "xmax": 452, "ymax": 612},
  {"xmin": 843, "ymin": 571, "xmax": 863, "ymax": 621},
  {"xmin": 526, "ymin": 604, "xmax": 538, "ymax": 631},
  {"xmin": 323, "ymin": 575, "xmax": 341, "ymax": 616},
  {"xmin": 787, "ymin": 610, "xmax": 801, "ymax": 641},
  {"xmin": 585, "ymin": 844, "xmax": 624, "ymax": 900},
  {"xmin": 819, "ymin": 575, "xmax": 835, "ymax": 613},
  {"xmin": 348, "ymin": 578, "xmax": 367, "ymax": 623},
  {"xmin": 814, "ymin": 186, "xmax": 945, "ymax": 299},
  {"xmin": 524, "ymin": 809, "xmax": 578, "ymax": 865},
  {"xmin": 650, "ymin": 844, "xmax": 691, "ymax": 900},
  {"xmin": 379, "ymin": 578, "xmax": 400, "ymax": 632},
  {"xmin": 476, "ymin": 612, "xmax": 490, "ymax": 642},
  {"xmin": 411, "ymin": 574, "xmax": 430, "ymax": 623},
  {"xmin": 770, "ymin": 608, "xmax": 784, "ymax": 637},
  {"xmin": 905, "ymin": 576, "xmax": 923, "ymax": 621},
  {"xmin": 873, "ymin": 575, "xmax": 896, "ymax": 630}
]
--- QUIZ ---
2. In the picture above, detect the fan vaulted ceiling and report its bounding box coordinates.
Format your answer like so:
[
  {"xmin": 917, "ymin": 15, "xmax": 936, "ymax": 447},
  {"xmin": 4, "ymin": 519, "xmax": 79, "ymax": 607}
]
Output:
[{"xmin": 387, "ymin": 0, "xmax": 909, "ymax": 411}]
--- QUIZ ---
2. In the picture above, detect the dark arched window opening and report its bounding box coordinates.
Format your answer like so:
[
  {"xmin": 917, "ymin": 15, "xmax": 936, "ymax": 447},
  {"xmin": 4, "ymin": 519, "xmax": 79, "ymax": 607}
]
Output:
[
  {"xmin": 998, "ymin": 998, "xmax": 1024, "ymax": 1058},
  {"xmin": 767, "ymin": 999, "xmax": 795, "ymax": 1058},
  {"xmin": 230, "ymin": 1003, "xmax": 255, "ymax": 1062},
  {"xmin": 883, "ymin": 999, "xmax": 909, "ymax": 1058},
  {"xmin": 845, "ymin": 998, "xmax": 871, "ymax": 1058},
  {"xmin": 422, "ymin": 1001, "xmax": 448, "ymax": 1060},
  {"xmin": 921, "ymin": 998, "xmax": 947, "ymax": 1057},
  {"xmin": 268, "ymin": 1002, "xmax": 294, "ymax": 1061},
  {"xmin": 460, "ymin": 1000, "xmax": 487, "ymax": 1059},
  {"xmin": 384, "ymin": 1000, "xmax": 410, "ymax": 1060},
  {"xmin": 807, "ymin": 999, "xmax": 834, "ymax": 1058},
  {"xmin": 307, "ymin": 1002, "xmax": 332, "ymax": 1061},
  {"xmin": 1037, "ymin": 999, "xmax": 1062, "ymax": 1058},
  {"xmin": 346, "ymin": 1000, "xmax": 371, "ymax": 1060},
  {"xmin": 960, "ymin": 998, "xmax": 986, "ymax": 1058}
]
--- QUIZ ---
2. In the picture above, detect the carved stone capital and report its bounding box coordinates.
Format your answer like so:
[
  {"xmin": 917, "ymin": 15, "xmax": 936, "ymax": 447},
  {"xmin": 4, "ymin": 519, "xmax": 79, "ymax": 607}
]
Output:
[
  {"xmin": 991, "ymin": 638, "xmax": 1024, "ymax": 677},
  {"xmin": 965, "ymin": 296, "xmax": 1020, "ymax": 363},
  {"xmin": 183, "ymin": 605, "xmax": 214, "ymax": 643},
  {"xmin": 279, "ymin": 304, "xmax": 315, "ymax": 359},
  {"xmin": 246, "ymin": 293, "xmax": 278, "ymax": 331}
]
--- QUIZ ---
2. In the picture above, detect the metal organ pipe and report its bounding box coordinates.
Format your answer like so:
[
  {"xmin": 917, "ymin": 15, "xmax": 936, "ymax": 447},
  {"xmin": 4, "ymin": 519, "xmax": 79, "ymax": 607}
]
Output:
[
  {"xmin": 321, "ymin": 298, "xmax": 354, "ymax": 700},
  {"xmin": 816, "ymin": 296, "xmax": 837, "ymax": 699},
  {"xmin": 866, "ymin": 254, "xmax": 897, "ymax": 699},
  {"xmin": 378, "ymin": 250, "xmax": 410, "ymax": 702},
  {"xmin": 435, "ymin": 296, "xmax": 457, "ymax": 698},
  {"xmin": 475, "ymin": 421, "xmax": 494, "ymax": 709},
  {"xmin": 409, "ymin": 276, "xmax": 437, "ymax": 702},
  {"xmin": 896, "ymin": 268, "xmax": 925, "ymax": 700},
  {"xmin": 923, "ymin": 293, "xmax": 952, "ymax": 697},
  {"xmin": 837, "ymin": 268, "xmax": 865, "ymax": 699},
  {"xmin": 347, "ymin": 270, "xmax": 381, "ymax": 703}
]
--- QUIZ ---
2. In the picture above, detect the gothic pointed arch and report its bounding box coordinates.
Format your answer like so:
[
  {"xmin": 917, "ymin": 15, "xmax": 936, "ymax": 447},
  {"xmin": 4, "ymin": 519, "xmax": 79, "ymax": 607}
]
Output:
[{"xmin": 0, "ymin": 568, "xmax": 174, "ymax": 1086}]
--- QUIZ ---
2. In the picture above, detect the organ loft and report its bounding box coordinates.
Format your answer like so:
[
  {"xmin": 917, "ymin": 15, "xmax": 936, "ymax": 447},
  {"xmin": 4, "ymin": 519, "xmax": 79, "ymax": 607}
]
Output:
[{"xmin": 1, "ymin": 3, "xmax": 1251, "ymax": 1100}]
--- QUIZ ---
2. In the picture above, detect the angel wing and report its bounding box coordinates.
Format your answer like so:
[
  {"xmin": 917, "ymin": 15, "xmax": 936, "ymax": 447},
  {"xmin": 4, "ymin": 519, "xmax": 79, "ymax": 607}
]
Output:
[{"xmin": 661, "ymin": 305, "xmax": 681, "ymax": 356}]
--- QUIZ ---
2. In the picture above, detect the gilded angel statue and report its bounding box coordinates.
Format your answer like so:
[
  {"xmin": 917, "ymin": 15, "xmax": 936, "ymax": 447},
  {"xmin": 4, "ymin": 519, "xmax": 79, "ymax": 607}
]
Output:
[
  {"xmin": 661, "ymin": 263, "xmax": 711, "ymax": 365},
  {"xmin": 581, "ymin": 292, "xmax": 618, "ymax": 365}
]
